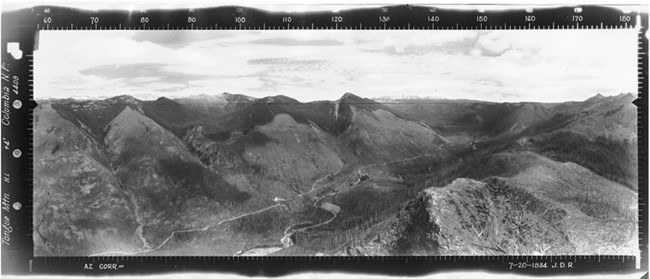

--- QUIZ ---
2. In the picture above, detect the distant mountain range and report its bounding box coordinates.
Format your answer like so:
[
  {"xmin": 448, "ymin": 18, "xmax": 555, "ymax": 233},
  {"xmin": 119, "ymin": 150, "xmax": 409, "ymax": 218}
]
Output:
[{"xmin": 34, "ymin": 92, "xmax": 638, "ymax": 257}]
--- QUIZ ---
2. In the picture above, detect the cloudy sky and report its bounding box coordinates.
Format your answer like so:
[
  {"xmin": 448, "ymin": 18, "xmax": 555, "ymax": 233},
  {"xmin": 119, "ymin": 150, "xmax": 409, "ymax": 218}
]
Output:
[{"xmin": 36, "ymin": 29, "xmax": 637, "ymax": 102}]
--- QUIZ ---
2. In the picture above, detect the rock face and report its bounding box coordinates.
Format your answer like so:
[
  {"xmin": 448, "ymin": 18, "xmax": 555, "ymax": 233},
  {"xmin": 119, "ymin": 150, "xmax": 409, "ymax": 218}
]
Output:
[
  {"xmin": 336, "ymin": 148, "xmax": 637, "ymax": 257},
  {"xmin": 281, "ymin": 233, "xmax": 295, "ymax": 248},
  {"xmin": 371, "ymin": 157, "xmax": 637, "ymax": 256},
  {"xmin": 382, "ymin": 178, "xmax": 572, "ymax": 255}
]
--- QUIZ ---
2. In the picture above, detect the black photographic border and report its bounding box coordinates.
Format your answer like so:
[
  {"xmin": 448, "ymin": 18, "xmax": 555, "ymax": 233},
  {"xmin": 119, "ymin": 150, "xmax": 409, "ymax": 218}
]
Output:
[{"xmin": 1, "ymin": 4, "xmax": 647, "ymax": 276}]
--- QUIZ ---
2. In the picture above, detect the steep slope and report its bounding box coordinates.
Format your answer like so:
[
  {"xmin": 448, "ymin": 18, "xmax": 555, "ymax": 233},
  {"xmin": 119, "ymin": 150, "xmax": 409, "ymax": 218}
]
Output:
[
  {"xmin": 245, "ymin": 114, "xmax": 349, "ymax": 193},
  {"xmin": 33, "ymin": 102, "xmax": 139, "ymax": 256},
  {"xmin": 193, "ymin": 93, "xmax": 440, "ymax": 139},
  {"xmin": 530, "ymin": 93, "xmax": 637, "ymax": 142},
  {"xmin": 184, "ymin": 92, "xmax": 450, "ymax": 194},
  {"xmin": 492, "ymin": 103, "xmax": 552, "ymax": 136},
  {"xmin": 192, "ymin": 94, "xmax": 344, "ymax": 137},
  {"xmin": 35, "ymin": 92, "xmax": 639, "ymax": 257},
  {"xmin": 139, "ymin": 97, "xmax": 209, "ymax": 135},
  {"xmin": 38, "ymin": 98, "xmax": 297, "ymax": 256},
  {"xmin": 172, "ymin": 93, "xmax": 257, "ymax": 119},
  {"xmin": 186, "ymin": 115, "xmax": 360, "ymax": 197},
  {"xmin": 172, "ymin": 94, "xmax": 229, "ymax": 117},
  {"xmin": 395, "ymin": 93, "xmax": 639, "ymax": 190},
  {"xmin": 381, "ymin": 178, "xmax": 572, "ymax": 255},
  {"xmin": 103, "ymin": 106, "xmax": 252, "ymax": 247},
  {"xmin": 383, "ymin": 100, "xmax": 517, "ymax": 138},
  {"xmin": 196, "ymin": 93, "xmax": 447, "ymax": 153},
  {"xmin": 521, "ymin": 94, "xmax": 638, "ymax": 189},
  {"xmin": 339, "ymin": 152, "xmax": 637, "ymax": 256},
  {"xmin": 141, "ymin": 93, "xmax": 257, "ymax": 136},
  {"xmin": 184, "ymin": 112, "xmax": 352, "ymax": 197},
  {"xmin": 339, "ymin": 105, "xmax": 449, "ymax": 162},
  {"xmin": 385, "ymin": 93, "xmax": 636, "ymax": 143},
  {"xmin": 220, "ymin": 93, "xmax": 257, "ymax": 113},
  {"xmin": 564, "ymin": 93, "xmax": 636, "ymax": 141},
  {"xmin": 50, "ymin": 93, "xmax": 259, "ymax": 140},
  {"xmin": 50, "ymin": 95, "xmax": 141, "ymax": 141},
  {"xmin": 524, "ymin": 131, "xmax": 637, "ymax": 189}
]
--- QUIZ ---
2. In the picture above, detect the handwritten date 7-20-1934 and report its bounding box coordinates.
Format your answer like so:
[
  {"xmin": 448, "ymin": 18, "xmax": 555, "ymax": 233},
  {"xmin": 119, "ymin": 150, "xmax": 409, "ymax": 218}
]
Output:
[{"xmin": 508, "ymin": 261, "xmax": 574, "ymax": 270}]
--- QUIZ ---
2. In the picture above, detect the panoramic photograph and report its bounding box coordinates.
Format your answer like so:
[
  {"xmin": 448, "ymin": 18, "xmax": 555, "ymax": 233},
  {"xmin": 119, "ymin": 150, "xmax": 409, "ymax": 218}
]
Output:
[{"xmin": 33, "ymin": 29, "xmax": 639, "ymax": 257}]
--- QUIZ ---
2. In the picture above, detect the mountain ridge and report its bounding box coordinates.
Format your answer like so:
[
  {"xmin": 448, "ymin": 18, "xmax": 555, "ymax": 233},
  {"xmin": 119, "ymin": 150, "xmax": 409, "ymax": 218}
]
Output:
[
  {"xmin": 39, "ymin": 92, "xmax": 636, "ymax": 104},
  {"xmin": 34, "ymin": 91, "xmax": 638, "ymax": 256}
]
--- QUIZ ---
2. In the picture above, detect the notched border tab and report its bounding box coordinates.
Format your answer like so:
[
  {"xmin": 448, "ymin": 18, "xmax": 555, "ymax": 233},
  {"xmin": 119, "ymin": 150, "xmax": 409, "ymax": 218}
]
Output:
[
  {"xmin": 1, "ymin": 16, "xmax": 37, "ymax": 277},
  {"xmin": 637, "ymin": 8, "xmax": 649, "ymax": 275}
]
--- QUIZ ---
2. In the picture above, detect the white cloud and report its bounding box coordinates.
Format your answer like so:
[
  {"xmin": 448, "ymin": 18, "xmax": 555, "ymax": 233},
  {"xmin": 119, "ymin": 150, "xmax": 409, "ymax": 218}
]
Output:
[{"xmin": 35, "ymin": 29, "xmax": 637, "ymax": 103}]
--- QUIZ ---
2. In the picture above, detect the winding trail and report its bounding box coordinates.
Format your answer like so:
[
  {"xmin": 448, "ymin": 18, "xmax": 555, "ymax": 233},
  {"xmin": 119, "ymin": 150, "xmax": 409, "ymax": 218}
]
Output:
[
  {"xmin": 298, "ymin": 154, "xmax": 428, "ymax": 198},
  {"xmin": 90, "ymin": 204, "xmax": 281, "ymax": 256},
  {"xmin": 280, "ymin": 210, "xmax": 339, "ymax": 248},
  {"xmin": 280, "ymin": 191, "xmax": 340, "ymax": 243},
  {"xmin": 298, "ymin": 169, "xmax": 345, "ymax": 198},
  {"xmin": 92, "ymin": 153, "xmax": 443, "ymax": 257},
  {"xmin": 238, "ymin": 153, "xmax": 442, "ymax": 256}
]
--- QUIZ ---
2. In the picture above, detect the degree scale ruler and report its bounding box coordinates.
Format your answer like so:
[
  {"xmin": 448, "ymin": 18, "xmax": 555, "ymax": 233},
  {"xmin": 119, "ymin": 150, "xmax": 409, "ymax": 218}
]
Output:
[
  {"xmin": 1, "ymin": 3, "xmax": 648, "ymax": 277},
  {"xmin": 2, "ymin": 5, "xmax": 647, "ymax": 31}
]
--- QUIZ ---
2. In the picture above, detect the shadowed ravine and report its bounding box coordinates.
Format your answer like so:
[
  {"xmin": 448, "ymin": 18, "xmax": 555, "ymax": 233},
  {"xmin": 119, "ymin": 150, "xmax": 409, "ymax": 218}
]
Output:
[{"xmin": 126, "ymin": 190, "xmax": 150, "ymax": 250}]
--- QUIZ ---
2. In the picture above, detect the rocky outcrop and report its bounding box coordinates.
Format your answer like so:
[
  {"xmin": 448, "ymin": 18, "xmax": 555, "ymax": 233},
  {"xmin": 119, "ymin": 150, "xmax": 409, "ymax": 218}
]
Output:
[
  {"xmin": 374, "ymin": 178, "xmax": 574, "ymax": 255},
  {"xmin": 183, "ymin": 126, "xmax": 249, "ymax": 172}
]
